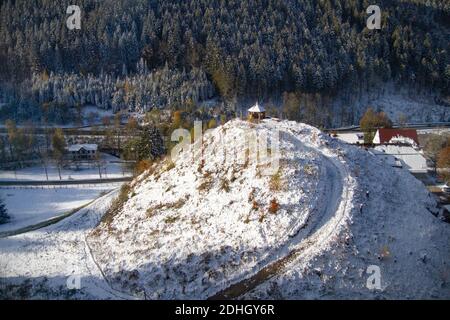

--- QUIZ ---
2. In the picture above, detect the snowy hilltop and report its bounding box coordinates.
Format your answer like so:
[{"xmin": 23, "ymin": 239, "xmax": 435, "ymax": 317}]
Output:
[
  {"xmin": 83, "ymin": 119, "xmax": 449, "ymax": 299},
  {"xmin": 0, "ymin": 119, "xmax": 448, "ymax": 299}
]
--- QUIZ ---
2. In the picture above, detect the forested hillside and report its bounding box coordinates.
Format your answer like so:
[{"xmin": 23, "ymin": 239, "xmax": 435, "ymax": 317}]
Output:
[{"xmin": 0, "ymin": 0, "xmax": 449, "ymax": 123}]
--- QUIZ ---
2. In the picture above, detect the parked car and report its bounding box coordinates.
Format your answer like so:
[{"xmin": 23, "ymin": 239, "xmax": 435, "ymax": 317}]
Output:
[{"xmin": 442, "ymin": 183, "xmax": 450, "ymax": 194}]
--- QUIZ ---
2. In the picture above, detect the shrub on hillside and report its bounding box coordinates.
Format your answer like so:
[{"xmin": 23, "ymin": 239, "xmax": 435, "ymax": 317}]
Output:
[
  {"xmin": 135, "ymin": 159, "xmax": 153, "ymax": 176},
  {"xmin": 268, "ymin": 198, "xmax": 280, "ymax": 214},
  {"xmin": 101, "ymin": 184, "xmax": 131, "ymax": 225},
  {"xmin": 220, "ymin": 177, "xmax": 230, "ymax": 192},
  {"xmin": 360, "ymin": 108, "xmax": 393, "ymax": 144},
  {"xmin": 269, "ymin": 170, "xmax": 282, "ymax": 191}
]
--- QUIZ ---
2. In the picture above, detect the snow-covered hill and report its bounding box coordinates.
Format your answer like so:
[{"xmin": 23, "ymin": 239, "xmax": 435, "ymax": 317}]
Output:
[
  {"xmin": 85, "ymin": 119, "xmax": 449, "ymax": 299},
  {"xmin": 245, "ymin": 132, "xmax": 450, "ymax": 299}
]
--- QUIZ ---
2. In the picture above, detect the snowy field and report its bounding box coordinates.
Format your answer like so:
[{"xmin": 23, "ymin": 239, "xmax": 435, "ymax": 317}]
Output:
[
  {"xmin": 0, "ymin": 154, "xmax": 131, "ymax": 181},
  {"xmin": 0, "ymin": 190, "xmax": 134, "ymax": 299},
  {"xmin": 0, "ymin": 185, "xmax": 119, "ymax": 233}
]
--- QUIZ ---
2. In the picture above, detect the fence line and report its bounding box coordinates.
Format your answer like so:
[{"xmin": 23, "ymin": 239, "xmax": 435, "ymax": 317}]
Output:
[
  {"xmin": 0, "ymin": 176, "xmax": 131, "ymax": 186},
  {"xmin": 0, "ymin": 182, "xmax": 124, "ymax": 190}
]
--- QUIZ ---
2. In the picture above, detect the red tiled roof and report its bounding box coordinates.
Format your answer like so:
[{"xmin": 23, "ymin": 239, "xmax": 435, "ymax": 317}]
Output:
[{"xmin": 377, "ymin": 128, "xmax": 419, "ymax": 144}]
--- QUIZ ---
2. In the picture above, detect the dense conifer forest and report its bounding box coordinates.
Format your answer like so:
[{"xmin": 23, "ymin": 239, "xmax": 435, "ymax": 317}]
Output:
[{"xmin": 0, "ymin": 0, "xmax": 449, "ymax": 124}]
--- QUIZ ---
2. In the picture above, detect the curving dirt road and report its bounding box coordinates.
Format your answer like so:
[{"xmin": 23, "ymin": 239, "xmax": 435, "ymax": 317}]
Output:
[{"xmin": 208, "ymin": 140, "xmax": 349, "ymax": 300}]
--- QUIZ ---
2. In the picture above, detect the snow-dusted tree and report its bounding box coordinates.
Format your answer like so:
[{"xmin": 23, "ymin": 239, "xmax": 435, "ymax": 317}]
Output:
[
  {"xmin": 124, "ymin": 126, "xmax": 165, "ymax": 162},
  {"xmin": 2, "ymin": 0, "xmax": 449, "ymax": 127}
]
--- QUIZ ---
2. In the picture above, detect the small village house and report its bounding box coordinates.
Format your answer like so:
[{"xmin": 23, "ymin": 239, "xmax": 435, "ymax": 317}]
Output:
[
  {"xmin": 334, "ymin": 127, "xmax": 429, "ymax": 173},
  {"xmin": 248, "ymin": 102, "xmax": 266, "ymax": 120},
  {"xmin": 372, "ymin": 128, "xmax": 419, "ymax": 145},
  {"xmin": 67, "ymin": 144, "xmax": 98, "ymax": 161}
]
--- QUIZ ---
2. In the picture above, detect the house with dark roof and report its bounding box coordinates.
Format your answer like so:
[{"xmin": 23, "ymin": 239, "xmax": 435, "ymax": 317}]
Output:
[{"xmin": 67, "ymin": 144, "xmax": 98, "ymax": 160}]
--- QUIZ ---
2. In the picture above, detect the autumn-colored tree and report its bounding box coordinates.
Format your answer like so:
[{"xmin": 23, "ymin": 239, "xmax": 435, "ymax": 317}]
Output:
[
  {"xmin": 114, "ymin": 111, "xmax": 122, "ymax": 152},
  {"xmin": 126, "ymin": 116, "xmax": 139, "ymax": 135},
  {"xmin": 282, "ymin": 92, "xmax": 301, "ymax": 121},
  {"xmin": 360, "ymin": 109, "xmax": 377, "ymax": 143},
  {"xmin": 424, "ymin": 134, "xmax": 450, "ymax": 172},
  {"xmin": 5, "ymin": 119, "xmax": 28, "ymax": 164},
  {"xmin": 377, "ymin": 112, "xmax": 393, "ymax": 128},
  {"xmin": 211, "ymin": 68, "xmax": 234, "ymax": 100},
  {"xmin": 397, "ymin": 113, "xmax": 408, "ymax": 128},
  {"xmin": 135, "ymin": 159, "xmax": 152, "ymax": 175},
  {"xmin": 23, "ymin": 121, "xmax": 36, "ymax": 152},
  {"xmin": 52, "ymin": 128, "xmax": 66, "ymax": 180},
  {"xmin": 145, "ymin": 108, "xmax": 161, "ymax": 125},
  {"xmin": 360, "ymin": 108, "xmax": 393, "ymax": 143},
  {"xmin": 220, "ymin": 114, "xmax": 227, "ymax": 125},
  {"xmin": 41, "ymin": 69, "xmax": 49, "ymax": 81},
  {"xmin": 437, "ymin": 147, "xmax": 450, "ymax": 182},
  {"xmin": 207, "ymin": 118, "xmax": 217, "ymax": 129},
  {"xmin": 102, "ymin": 116, "xmax": 111, "ymax": 127},
  {"xmin": 172, "ymin": 110, "xmax": 182, "ymax": 128},
  {"xmin": 114, "ymin": 112, "xmax": 122, "ymax": 128},
  {"xmin": 5, "ymin": 119, "xmax": 18, "ymax": 160},
  {"xmin": 184, "ymin": 98, "xmax": 196, "ymax": 113}
]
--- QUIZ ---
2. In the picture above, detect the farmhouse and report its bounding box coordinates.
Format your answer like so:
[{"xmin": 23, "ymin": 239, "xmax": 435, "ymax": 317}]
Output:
[
  {"xmin": 367, "ymin": 128, "xmax": 428, "ymax": 173},
  {"xmin": 248, "ymin": 102, "xmax": 266, "ymax": 120},
  {"xmin": 67, "ymin": 144, "xmax": 98, "ymax": 160},
  {"xmin": 373, "ymin": 128, "xmax": 419, "ymax": 145}
]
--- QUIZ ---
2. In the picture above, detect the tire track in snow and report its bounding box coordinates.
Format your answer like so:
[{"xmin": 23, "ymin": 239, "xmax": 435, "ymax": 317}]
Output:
[{"xmin": 82, "ymin": 234, "xmax": 137, "ymax": 300}]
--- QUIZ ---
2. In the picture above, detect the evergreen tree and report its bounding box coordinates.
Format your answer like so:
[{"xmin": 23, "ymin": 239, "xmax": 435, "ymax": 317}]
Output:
[
  {"xmin": 0, "ymin": 198, "xmax": 9, "ymax": 225},
  {"xmin": 0, "ymin": 0, "xmax": 448, "ymax": 123}
]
